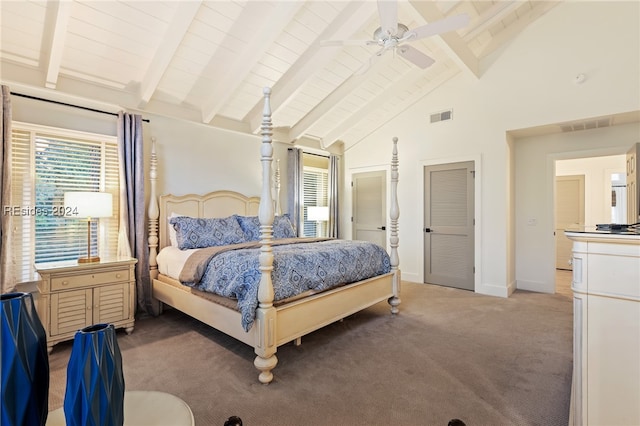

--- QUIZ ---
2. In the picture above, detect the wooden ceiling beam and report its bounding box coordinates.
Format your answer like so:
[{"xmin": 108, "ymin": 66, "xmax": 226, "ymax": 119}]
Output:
[
  {"xmin": 245, "ymin": 1, "xmax": 378, "ymax": 134},
  {"xmin": 407, "ymin": 0, "xmax": 480, "ymax": 78},
  {"xmin": 138, "ymin": 1, "xmax": 202, "ymax": 108},
  {"xmin": 461, "ymin": 1, "xmax": 522, "ymax": 41},
  {"xmin": 288, "ymin": 55, "xmax": 393, "ymax": 144},
  {"xmin": 320, "ymin": 63, "xmax": 447, "ymax": 147},
  {"xmin": 44, "ymin": 1, "xmax": 72, "ymax": 89},
  {"xmin": 477, "ymin": 1, "xmax": 560, "ymax": 59},
  {"xmin": 200, "ymin": 1, "xmax": 302, "ymax": 124}
]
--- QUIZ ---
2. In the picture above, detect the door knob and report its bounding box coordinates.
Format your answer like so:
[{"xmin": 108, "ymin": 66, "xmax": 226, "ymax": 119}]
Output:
[
  {"xmin": 425, "ymin": 228, "xmax": 432, "ymax": 233},
  {"xmin": 377, "ymin": 226, "xmax": 386, "ymax": 230}
]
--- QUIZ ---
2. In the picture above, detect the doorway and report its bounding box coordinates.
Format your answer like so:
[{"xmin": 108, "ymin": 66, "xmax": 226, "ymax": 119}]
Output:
[
  {"xmin": 352, "ymin": 170, "xmax": 386, "ymax": 247},
  {"xmin": 555, "ymin": 175, "xmax": 585, "ymax": 271},
  {"xmin": 423, "ymin": 161, "xmax": 475, "ymax": 291},
  {"xmin": 553, "ymin": 155, "xmax": 627, "ymax": 293}
]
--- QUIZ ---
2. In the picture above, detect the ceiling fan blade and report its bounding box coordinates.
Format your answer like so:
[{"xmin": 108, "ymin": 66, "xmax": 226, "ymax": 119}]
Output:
[
  {"xmin": 407, "ymin": 13, "xmax": 470, "ymax": 41},
  {"xmin": 377, "ymin": 0, "xmax": 398, "ymax": 36},
  {"xmin": 397, "ymin": 45, "xmax": 435, "ymax": 69}
]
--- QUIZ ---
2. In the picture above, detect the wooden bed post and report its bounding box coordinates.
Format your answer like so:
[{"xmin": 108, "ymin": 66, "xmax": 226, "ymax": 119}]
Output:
[
  {"xmin": 254, "ymin": 87, "xmax": 278, "ymax": 384},
  {"xmin": 388, "ymin": 137, "xmax": 401, "ymax": 314},
  {"xmin": 274, "ymin": 159, "xmax": 281, "ymax": 215},
  {"xmin": 148, "ymin": 137, "xmax": 159, "ymax": 281}
]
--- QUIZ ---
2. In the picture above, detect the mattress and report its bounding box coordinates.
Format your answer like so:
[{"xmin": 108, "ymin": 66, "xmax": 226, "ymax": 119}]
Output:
[{"xmin": 157, "ymin": 246, "xmax": 198, "ymax": 280}]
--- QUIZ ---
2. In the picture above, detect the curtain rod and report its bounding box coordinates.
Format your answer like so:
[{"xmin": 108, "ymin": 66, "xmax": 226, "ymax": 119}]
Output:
[
  {"xmin": 10, "ymin": 92, "xmax": 150, "ymax": 123},
  {"xmin": 289, "ymin": 147, "xmax": 329, "ymax": 158}
]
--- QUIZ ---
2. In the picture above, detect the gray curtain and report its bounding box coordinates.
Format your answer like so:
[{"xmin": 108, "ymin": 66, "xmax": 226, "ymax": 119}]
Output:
[
  {"xmin": 117, "ymin": 112, "xmax": 159, "ymax": 316},
  {"xmin": 328, "ymin": 154, "xmax": 339, "ymax": 238},
  {"xmin": 0, "ymin": 86, "xmax": 13, "ymax": 293},
  {"xmin": 287, "ymin": 147, "xmax": 303, "ymax": 236}
]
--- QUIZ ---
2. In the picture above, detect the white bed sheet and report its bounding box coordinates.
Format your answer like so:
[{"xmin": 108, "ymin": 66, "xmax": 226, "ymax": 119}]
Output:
[{"xmin": 156, "ymin": 246, "xmax": 199, "ymax": 280}]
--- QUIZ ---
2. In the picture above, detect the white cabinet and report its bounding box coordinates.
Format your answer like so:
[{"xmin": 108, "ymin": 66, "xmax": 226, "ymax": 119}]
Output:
[
  {"xmin": 566, "ymin": 231, "xmax": 640, "ymax": 426},
  {"xmin": 36, "ymin": 258, "xmax": 137, "ymax": 353}
]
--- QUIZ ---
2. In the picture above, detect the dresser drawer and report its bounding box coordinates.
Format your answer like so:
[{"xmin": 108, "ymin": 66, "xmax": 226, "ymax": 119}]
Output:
[{"xmin": 51, "ymin": 268, "xmax": 130, "ymax": 291}]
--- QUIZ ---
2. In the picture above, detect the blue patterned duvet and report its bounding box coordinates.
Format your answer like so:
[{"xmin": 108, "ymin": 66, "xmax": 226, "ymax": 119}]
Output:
[{"xmin": 181, "ymin": 239, "xmax": 391, "ymax": 331}]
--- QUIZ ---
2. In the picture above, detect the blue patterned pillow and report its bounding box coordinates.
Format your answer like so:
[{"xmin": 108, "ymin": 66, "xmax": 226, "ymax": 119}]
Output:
[
  {"xmin": 169, "ymin": 215, "xmax": 246, "ymax": 249},
  {"xmin": 273, "ymin": 214, "xmax": 296, "ymax": 239},
  {"xmin": 236, "ymin": 215, "xmax": 261, "ymax": 241},
  {"xmin": 235, "ymin": 214, "xmax": 297, "ymax": 239}
]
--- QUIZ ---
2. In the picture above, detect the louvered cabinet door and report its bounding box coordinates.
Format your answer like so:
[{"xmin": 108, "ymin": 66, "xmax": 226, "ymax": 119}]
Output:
[
  {"xmin": 50, "ymin": 289, "xmax": 92, "ymax": 336},
  {"xmin": 93, "ymin": 283, "xmax": 130, "ymax": 325}
]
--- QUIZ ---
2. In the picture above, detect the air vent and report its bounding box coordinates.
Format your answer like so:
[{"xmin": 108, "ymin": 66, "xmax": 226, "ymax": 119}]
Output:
[
  {"xmin": 430, "ymin": 109, "xmax": 453, "ymax": 123},
  {"xmin": 559, "ymin": 117, "xmax": 612, "ymax": 132}
]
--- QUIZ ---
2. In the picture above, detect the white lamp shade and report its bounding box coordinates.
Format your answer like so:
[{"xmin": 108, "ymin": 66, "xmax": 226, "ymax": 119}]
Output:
[
  {"xmin": 307, "ymin": 206, "xmax": 329, "ymax": 222},
  {"xmin": 64, "ymin": 192, "xmax": 113, "ymax": 218}
]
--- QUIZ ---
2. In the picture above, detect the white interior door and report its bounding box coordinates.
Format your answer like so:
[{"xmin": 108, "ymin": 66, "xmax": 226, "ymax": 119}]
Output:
[
  {"xmin": 352, "ymin": 171, "xmax": 386, "ymax": 247},
  {"xmin": 555, "ymin": 175, "xmax": 585, "ymax": 270},
  {"xmin": 423, "ymin": 162, "xmax": 475, "ymax": 290}
]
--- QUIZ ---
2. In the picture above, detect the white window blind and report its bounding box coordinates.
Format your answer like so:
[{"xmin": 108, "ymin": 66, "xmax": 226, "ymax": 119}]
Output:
[
  {"xmin": 302, "ymin": 167, "xmax": 328, "ymax": 237},
  {"xmin": 8, "ymin": 122, "xmax": 119, "ymax": 283}
]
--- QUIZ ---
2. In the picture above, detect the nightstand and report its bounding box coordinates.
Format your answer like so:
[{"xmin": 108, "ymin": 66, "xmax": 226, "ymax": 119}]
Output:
[{"xmin": 35, "ymin": 258, "xmax": 137, "ymax": 354}]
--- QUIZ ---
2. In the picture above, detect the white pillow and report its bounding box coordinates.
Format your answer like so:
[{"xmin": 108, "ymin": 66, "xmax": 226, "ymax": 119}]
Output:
[{"xmin": 168, "ymin": 212, "xmax": 180, "ymax": 246}]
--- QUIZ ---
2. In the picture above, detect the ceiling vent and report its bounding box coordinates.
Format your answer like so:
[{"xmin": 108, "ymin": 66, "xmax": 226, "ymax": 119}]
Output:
[
  {"xmin": 560, "ymin": 118, "xmax": 612, "ymax": 132},
  {"xmin": 430, "ymin": 109, "xmax": 453, "ymax": 123}
]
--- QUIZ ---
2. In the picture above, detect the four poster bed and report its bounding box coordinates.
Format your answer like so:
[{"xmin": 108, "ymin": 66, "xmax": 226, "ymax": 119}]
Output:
[{"xmin": 147, "ymin": 88, "xmax": 400, "ymax": 384}]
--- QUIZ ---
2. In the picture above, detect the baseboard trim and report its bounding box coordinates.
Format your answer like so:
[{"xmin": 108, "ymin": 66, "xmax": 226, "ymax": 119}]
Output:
[
  {"xmin": 517, "ymin": 280, "xmax": 554, "ymax": 294},
  {"xmin": 477, "ymin": 283, "xmax": 510, "ymax": 298}
]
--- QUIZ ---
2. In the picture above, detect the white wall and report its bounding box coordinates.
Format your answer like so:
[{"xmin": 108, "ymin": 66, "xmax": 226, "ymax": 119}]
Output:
[
  {"xmin": 145, "ymin": 111, "xmax": 290, "ymax": 201},
  {"xmin": 514, "ymin": 127, "xmax": 637, "ymax": 294},
  {"xmin": 11, "ymin": 94, "xmax": 117, "ymax": 137},
  {"xmin": 343, "ymin": 1, "xmax": 640, "ymax": 295}
]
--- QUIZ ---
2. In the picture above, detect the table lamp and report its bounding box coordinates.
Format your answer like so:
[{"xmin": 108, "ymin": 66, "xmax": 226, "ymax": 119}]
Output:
[
  {"xmin": 64, "ymin": 191, "xmax": 113, "ymax": 263},
  {"xmin": 307, "ymin": 206, "xmax": 329, "ymax": 237}
]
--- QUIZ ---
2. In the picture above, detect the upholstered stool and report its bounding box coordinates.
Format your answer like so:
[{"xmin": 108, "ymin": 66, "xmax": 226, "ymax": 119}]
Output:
[{"xmin": 47, "ymin": 391, "xmax": 194, "ymax": 426}]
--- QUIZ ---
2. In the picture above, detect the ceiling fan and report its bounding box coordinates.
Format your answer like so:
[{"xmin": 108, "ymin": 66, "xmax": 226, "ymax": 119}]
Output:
[{"xmin": 322, "ymin": 0, "xmax": 470, "ymax": 72}]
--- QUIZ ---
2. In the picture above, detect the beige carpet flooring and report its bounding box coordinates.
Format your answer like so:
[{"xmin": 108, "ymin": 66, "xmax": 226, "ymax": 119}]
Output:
[{"xmin": 47, "ymin": 281, "xmax": 573, "ymax": 426}]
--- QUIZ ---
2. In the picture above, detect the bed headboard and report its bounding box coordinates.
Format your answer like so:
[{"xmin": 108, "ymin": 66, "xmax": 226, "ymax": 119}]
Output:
[{"xmin": 158, "ymin": 191, "xmax": 260, "ymax": 250}]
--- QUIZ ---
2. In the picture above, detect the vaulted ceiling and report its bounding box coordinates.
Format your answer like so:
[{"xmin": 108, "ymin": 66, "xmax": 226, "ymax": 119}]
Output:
[{"xmin": 0, "ymin": 1, "xmax": 561, "ymax": 150}]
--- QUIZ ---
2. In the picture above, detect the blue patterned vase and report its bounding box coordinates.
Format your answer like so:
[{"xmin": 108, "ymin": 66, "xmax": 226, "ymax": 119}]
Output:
[
  {"xmin": 1, "ymin": 292, "xmax": 50, "ymax": 426},
  {"xmin": 64, "ymin": 323, "xmax": 125, "ymax": 426}
]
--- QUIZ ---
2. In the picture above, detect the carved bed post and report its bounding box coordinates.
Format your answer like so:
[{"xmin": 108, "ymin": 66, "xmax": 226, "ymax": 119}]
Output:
[
  {"xmin": 254, "ymin": 87, "xmax": 278, "ymax": 384},
  {"xmin": 388, "ymin": 137, "xmax": 401, "ymax": 314},
  {"xmin": 274, "ymin": 159, "xmax": 281, "ymax": 215},
  {"xmin": 148, "ymin": 137, "xmax": 159, "ymax": 281}
]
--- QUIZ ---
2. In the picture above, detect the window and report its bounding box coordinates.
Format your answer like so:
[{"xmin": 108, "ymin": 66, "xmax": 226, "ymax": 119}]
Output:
[
  {"xmin": 302, "ymin": 153, "xmax": 329, "ymax": 237},
  {"xmin": 8, "ymin": 122, "xmax": 119, "ymax": 283}
]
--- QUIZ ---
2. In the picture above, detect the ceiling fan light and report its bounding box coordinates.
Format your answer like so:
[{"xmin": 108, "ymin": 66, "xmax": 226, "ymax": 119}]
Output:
[{"xmin": 373, "ymin": 23, "xmax": 409, "ymax": 42}]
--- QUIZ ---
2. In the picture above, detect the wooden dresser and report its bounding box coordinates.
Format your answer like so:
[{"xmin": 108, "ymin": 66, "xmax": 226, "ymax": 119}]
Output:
[{"xmin": 35, "ymin": 258, "xmax": 137, "ymax": 354}]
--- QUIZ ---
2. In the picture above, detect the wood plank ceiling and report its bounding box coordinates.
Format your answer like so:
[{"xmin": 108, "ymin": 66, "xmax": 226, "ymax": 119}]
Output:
[{"xmin": 0, "ymin": 0, "xmax": 560, "ymax": 151}]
